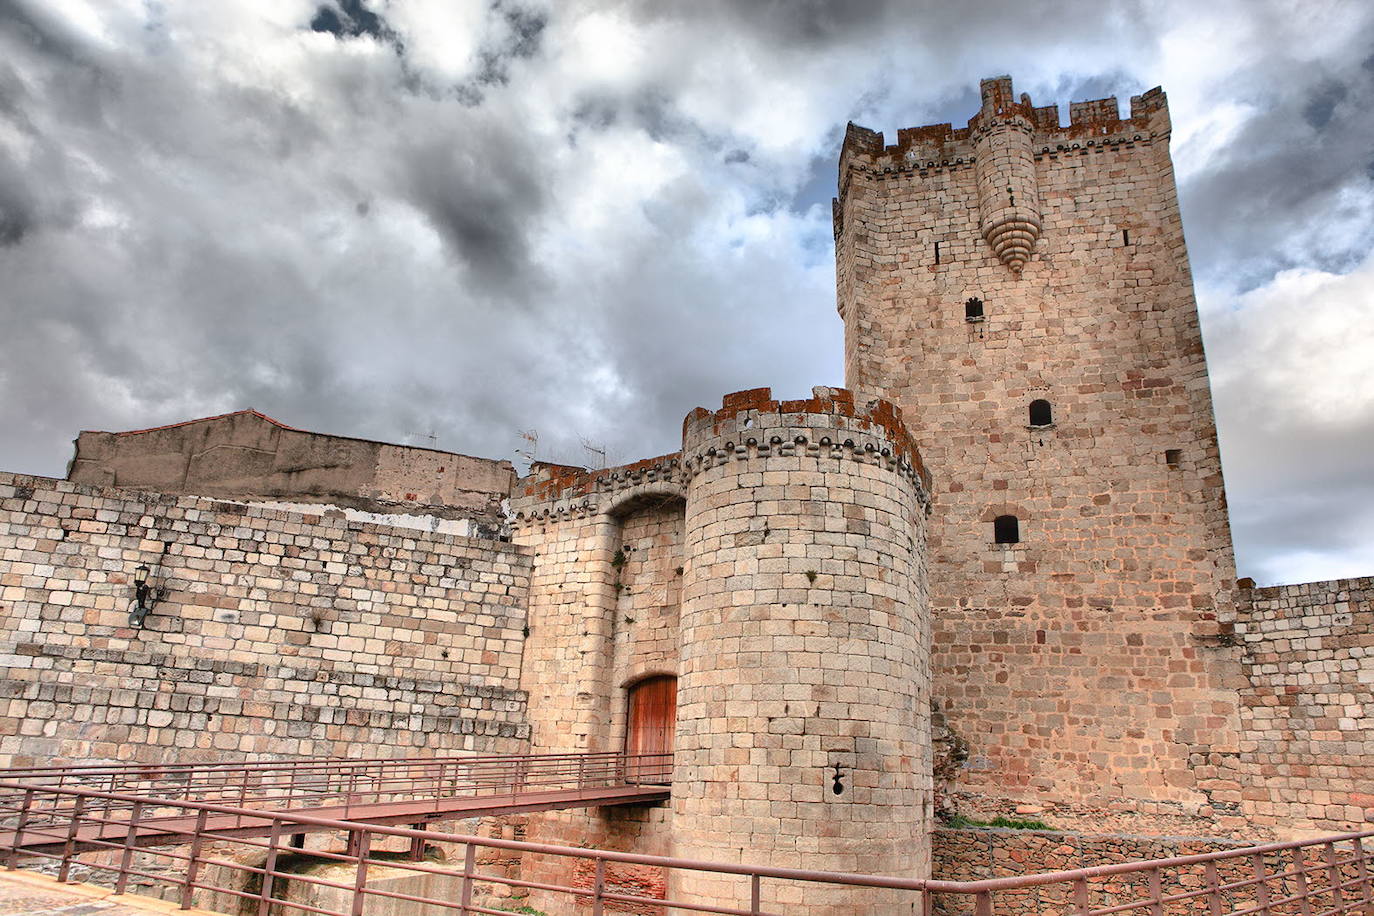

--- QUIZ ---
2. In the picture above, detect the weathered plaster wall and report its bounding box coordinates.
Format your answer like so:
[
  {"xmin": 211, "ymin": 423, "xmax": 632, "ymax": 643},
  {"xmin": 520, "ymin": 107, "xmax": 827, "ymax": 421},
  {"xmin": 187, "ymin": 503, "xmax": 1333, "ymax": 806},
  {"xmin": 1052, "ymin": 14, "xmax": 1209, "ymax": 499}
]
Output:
[
  {"xmin": 0, "ymin": 472, "xmax": 530, "ymax": 765},
  {"xmin": 68, "ymin": 411, "xmax": 514, "ymax": 533}
]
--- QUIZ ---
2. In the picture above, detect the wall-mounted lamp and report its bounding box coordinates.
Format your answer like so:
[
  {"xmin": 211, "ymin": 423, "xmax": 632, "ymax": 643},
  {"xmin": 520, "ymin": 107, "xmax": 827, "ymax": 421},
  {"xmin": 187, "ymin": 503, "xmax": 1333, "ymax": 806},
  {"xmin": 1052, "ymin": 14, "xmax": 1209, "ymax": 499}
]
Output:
[
  {"xmin": 830, "ymin": 761, "xmax": 848, "ymax": 796},
  {"xmin": 128, "ymin": 564, "xmax": 165, "ymax": 628}
]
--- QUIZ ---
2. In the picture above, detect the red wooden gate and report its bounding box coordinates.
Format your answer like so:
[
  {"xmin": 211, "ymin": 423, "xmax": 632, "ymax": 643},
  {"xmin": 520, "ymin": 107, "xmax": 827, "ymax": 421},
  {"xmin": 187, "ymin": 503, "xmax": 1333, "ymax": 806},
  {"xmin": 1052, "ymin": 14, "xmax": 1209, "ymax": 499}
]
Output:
[{"xmin": 625, "ymin": 675, "xmax": 676, "ymax": 782}]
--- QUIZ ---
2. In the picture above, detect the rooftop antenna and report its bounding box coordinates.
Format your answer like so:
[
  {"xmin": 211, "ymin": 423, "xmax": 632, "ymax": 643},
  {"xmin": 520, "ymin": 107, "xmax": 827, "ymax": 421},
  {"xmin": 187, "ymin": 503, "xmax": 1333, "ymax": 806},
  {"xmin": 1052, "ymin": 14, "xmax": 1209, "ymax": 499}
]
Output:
[
  {"xmin": 580, "ymin": 436, "xmax": 607, "ymax": 470},
  {"xmin": 408, "ymin": 428, "xmax": 439, "ymax": 448},
  {"xmin": 516, "ymin": 429, "xmax": 539, "ymax": 465}
]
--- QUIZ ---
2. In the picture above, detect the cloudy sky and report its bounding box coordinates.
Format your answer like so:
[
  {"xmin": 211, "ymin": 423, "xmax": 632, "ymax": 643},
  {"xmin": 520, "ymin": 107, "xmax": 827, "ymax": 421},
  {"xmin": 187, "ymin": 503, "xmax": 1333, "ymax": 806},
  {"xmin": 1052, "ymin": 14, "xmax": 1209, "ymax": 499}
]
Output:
[{"xmin": 1, "ymin": 0, "xmax": 1371, "ymax": 585}]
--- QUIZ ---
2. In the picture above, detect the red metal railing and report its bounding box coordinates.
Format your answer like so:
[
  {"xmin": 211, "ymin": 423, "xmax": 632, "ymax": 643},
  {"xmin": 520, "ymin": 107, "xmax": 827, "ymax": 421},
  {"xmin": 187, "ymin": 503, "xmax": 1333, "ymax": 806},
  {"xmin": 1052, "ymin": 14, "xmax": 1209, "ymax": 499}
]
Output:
[
  {"xmin": 0, "ymin": 751, "xmax": 671, "ymax": 823},
  {"xmin": 2, "ymin": 779, "xmax": 1373, "ymax": 915}
]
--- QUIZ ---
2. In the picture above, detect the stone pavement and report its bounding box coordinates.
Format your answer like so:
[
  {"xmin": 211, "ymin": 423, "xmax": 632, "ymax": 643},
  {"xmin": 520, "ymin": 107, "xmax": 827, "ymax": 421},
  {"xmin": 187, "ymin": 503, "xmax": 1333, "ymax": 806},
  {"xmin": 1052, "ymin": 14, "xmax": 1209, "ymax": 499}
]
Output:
[{"xmin": 0, "ymin": 870, "xmax": 221, "ymax": 916}]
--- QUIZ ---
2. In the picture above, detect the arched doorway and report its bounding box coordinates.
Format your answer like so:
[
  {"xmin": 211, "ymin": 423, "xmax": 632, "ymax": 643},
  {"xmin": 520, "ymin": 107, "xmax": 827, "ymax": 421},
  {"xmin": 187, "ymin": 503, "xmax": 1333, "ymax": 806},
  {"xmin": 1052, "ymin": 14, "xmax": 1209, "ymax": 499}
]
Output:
[{"xmin": 624, "ymin": 675, "xmax": 676, "ymax": 783}]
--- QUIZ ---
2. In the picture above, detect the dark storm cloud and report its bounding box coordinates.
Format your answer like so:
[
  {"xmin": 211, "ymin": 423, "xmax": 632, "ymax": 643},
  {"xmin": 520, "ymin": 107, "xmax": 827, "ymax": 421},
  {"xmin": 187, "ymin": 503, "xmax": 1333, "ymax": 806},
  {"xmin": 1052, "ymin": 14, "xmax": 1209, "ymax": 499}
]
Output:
[
  {"xmin": 401, "ymin": 129, "xmax": 549, "ymax": 296},
  {"xmin": 310, "ymin": 0, "xmax": 395, "ymax": 43},
  {"xmin": 0, "ymin": 146, "xmax": 35, "ymax": 246},
  {"xmin": 1178, "ymin": 36, "xmax": 1374, "ymax": 285},
  {"xmin": 473, "ymin": 2, "xmax": 547, "ymax": 86},
  {"xmin": 1, "ymin": 0, "xmax": 1372, "ymax": 584},
  {"xmin": 0, "ymin": 0, "xmax": 92, "ymax": 68},
  {"xmin": 1303, "ymin": 80, "xmax": 1348, "ymax": 131}
]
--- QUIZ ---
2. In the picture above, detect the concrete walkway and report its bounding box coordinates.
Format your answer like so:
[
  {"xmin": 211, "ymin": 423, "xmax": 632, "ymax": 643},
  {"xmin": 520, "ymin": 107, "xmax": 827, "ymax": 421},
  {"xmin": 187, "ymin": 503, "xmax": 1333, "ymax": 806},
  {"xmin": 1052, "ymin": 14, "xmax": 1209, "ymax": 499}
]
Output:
[{"xmin": 0, "ymin": 870, "xmax": 223, "ymax": 916}]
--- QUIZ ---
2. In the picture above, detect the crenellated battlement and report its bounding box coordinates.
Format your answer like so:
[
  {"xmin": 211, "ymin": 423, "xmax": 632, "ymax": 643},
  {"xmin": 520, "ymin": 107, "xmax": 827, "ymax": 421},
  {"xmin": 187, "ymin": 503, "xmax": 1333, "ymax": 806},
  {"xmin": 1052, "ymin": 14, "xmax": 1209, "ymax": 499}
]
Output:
[
  {"xmin": 511, "ymin": 452, "xmax": 683, "ymax": 523},
  {"xmin": 838, "ymin": 77, "xmax": 1170, "ymax": 177},
  {"xmin": 681, "ymin": 385, "xmax": 931, "ymax": 496}
]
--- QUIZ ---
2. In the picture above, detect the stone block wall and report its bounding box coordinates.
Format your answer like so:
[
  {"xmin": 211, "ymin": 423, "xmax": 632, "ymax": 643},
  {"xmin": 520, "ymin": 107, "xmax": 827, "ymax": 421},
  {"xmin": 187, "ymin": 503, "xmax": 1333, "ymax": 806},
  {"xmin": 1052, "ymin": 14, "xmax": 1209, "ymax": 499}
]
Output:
[
  {"xmin": 932, "ymin": 827, "xmax": 1246, "ymax": 915},
  {"xmin": 609, "ymin": 500, "xmax": 684, "ymax": 698},
  {"xmin": 836, "ymin": 77, "xmax": 1244, "ymax": 824},
  {"xmin": 0, "ymin": 472, "xmax": 531, "ymax": 765},
  {"xmin": 509, "ymin": 456, "xmax": 685, "ymax": 914},
  {"xmin": 1225, "ymin": 577, "xmax": 1374, "ymax": 832},
  {"xmin": 672, "ymin": 386, "xmax": 932, "ymax": 913}
]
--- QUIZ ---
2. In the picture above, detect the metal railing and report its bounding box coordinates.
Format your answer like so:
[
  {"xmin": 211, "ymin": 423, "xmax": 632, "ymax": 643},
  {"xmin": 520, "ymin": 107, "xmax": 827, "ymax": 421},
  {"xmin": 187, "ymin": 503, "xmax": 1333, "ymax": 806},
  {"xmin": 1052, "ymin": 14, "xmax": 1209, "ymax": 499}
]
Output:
[
  {"xmin": 2, "ymin": 779, "xmax": 1373, "ymax": 915},
  {"xmin": 0, "ymin": 751, "xmax": 671, "ymax": 824}
]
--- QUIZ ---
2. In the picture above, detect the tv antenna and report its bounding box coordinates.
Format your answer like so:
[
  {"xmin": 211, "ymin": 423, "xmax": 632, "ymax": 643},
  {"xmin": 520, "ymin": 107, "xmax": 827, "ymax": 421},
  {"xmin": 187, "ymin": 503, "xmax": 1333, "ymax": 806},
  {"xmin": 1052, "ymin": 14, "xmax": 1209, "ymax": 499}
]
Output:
[
  {"xmin": 516, "ymin": 429, "xmax": 539, "ymax": 464},
  {"xmin": 408, "ymin": 428, "xmax": 439, "ymax": 448},
  {"xmin": 580, "ymin": 436, "xmax": 607, "ymax": 470}
]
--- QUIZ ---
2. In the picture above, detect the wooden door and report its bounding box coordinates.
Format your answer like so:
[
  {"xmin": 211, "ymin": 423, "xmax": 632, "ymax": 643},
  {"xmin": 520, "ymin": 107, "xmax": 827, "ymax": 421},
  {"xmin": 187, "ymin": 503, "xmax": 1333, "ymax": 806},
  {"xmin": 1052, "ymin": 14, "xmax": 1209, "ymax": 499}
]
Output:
[{"xmin": 625, "ymin": 675, "xmax": 676, "ymax": 783}]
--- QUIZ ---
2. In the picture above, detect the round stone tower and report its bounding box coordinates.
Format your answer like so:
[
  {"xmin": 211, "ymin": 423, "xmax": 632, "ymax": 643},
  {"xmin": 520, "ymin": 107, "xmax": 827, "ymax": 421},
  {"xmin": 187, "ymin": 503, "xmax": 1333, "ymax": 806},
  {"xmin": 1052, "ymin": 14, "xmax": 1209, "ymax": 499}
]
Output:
[{"xmin": 671, "ymin": 386, "xmax": 933, "ymax": 913}]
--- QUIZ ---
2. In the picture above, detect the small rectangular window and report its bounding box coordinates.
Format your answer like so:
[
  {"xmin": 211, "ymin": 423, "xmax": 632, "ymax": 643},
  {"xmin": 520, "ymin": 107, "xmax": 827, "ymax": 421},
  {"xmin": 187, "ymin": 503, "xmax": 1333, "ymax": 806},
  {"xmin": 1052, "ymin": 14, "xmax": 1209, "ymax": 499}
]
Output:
[{"xmin": 1165, "ymin": 449, "xmax": 1181, "ymax": 468}]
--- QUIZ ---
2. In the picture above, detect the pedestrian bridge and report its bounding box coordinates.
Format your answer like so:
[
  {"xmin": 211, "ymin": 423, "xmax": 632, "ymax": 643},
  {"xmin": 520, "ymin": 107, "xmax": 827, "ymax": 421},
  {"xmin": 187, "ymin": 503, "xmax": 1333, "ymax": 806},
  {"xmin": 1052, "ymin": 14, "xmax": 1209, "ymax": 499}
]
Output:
[
  {"xmin": 4, "ymin": 754, "xmax": 1374, "ymax": 916},
  {"xmin": 0, "ymin": 751, "xmax": 670, "ymax": 858}
]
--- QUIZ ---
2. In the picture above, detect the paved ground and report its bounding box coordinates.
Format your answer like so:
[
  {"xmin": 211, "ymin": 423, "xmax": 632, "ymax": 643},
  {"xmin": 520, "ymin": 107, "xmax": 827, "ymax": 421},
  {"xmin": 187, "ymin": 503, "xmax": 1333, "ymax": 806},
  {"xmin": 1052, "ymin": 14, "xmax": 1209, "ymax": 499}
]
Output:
[{"xmin": 0, "ymin": 871, "xmax": 221, "ymax": 916}]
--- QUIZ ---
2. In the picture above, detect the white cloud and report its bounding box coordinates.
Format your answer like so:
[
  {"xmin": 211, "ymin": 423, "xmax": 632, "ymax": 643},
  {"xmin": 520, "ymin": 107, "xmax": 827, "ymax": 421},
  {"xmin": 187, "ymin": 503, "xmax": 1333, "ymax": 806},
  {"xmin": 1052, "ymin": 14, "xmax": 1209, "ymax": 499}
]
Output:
[
  {"xmin": 0, "ymin": 0, "xmax": 1372, "ymax": 586},
  {"xmin": 1205, "ymin": 249, "xmax": 1374, "ymax": 582}
]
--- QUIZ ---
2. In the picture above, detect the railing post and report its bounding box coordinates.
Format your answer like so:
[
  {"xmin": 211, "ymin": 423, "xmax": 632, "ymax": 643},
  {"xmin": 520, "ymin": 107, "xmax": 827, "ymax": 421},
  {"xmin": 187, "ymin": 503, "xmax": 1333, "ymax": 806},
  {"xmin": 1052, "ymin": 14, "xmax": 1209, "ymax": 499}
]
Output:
[
  {"xmin": 114, "ymin": 800, "xmax": 144, "ymax": 895},
  {"xmin": 1148, "ymin": 866, "xmax": 1165, "ymax": 916},
  {"xmin": 577, "ymin": 755, "xmax": 587, "ymax": 790},
  {"xmin": 974, "ymin": 890, "xmax": 994, "ymax": 916},
  {"xmin": 6, "ymin": 789, "xmax": 35, "ymax": 870},
  {"xmin": 1351, "ymin": 837, "xmax": 1372, "ymax": 909},
  {"xmin": 257, "ymin": 819, "xmax": 283, "ymax": 916},
  {"xmin": 1204, "ymin": 860, "xmax": 1225, "ymax": 916},
  {"xmin": 592, "ymin": 857, "xmax": 606, "ymax": 916},
  {"xmin": 181, "ymin": 808, "xmax": 209, "ymax": 911},
  {"xmin": 349, "ymin": 829, "xmax": 371, "ymax": 916},
  {"xmin": 459, "ymin": 843, "xmax": 476, "ymax": 915},
  {"xmin": 750, "ymin": 873, "xmax": 762, "ymax": 915},
  {"xmin": 1072, "ymin": 877, "xmax": 1090, "ymax": 915},
  {"xmin": 1291, "ymin": 845, "xmax": 1314, "ymax": 916},
  {"xmin": 1251, "ymin": 854, "xmax": 1272, "ymax": 916},
  {"xmin": 1324, "ymin": 842, "xmax": 1346, "ymax": 913},
  {"xmin": 57, "ymin": 793, "xmax": 86, "ymax": 883}
]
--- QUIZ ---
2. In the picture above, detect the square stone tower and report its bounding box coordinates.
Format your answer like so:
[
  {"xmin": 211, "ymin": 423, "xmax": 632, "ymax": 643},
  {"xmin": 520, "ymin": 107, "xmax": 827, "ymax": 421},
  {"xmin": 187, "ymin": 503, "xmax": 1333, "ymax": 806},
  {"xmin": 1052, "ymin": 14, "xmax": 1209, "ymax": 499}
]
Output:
[{"xmin": 835, "ymin": 76, "xmax": 1243, "ymax": 821}]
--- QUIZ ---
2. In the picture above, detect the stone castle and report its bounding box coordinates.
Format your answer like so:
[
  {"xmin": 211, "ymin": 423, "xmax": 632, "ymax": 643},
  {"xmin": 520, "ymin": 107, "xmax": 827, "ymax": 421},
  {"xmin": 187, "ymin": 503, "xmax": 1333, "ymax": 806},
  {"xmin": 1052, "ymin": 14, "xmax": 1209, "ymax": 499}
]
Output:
[{"xmin": 1, "ymin": 76, "xmax": 1370, "ymax": 912}]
